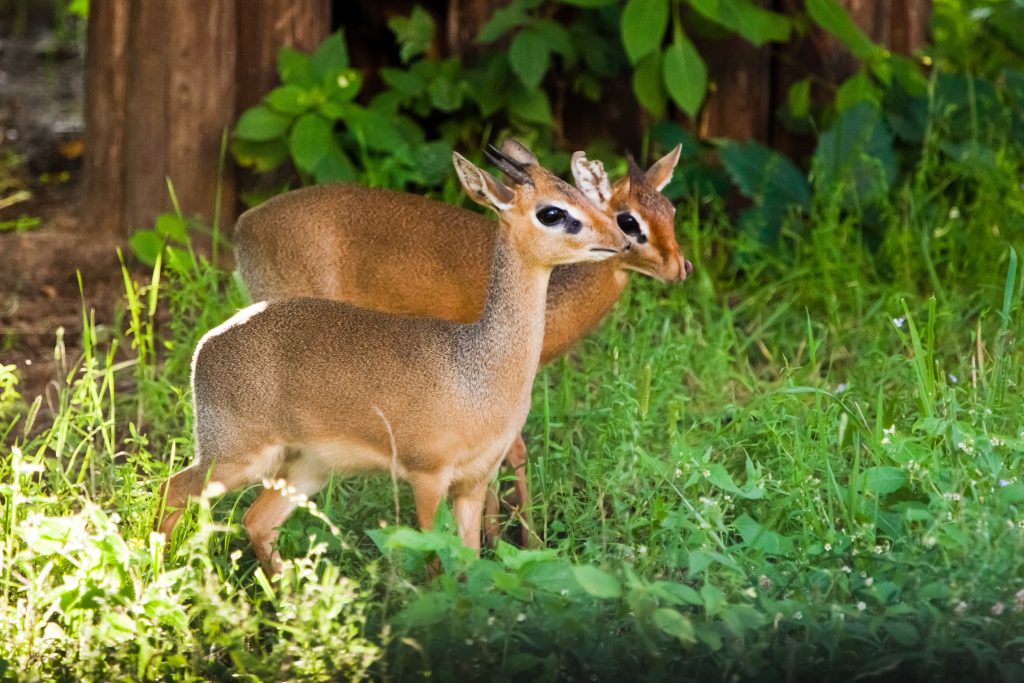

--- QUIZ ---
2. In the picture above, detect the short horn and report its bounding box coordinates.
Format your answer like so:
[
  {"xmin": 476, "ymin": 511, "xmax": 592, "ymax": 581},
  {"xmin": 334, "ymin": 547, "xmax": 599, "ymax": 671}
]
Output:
[{"xmin": 484, "ymin": 144, "xmax": 532, "ymax": 186}]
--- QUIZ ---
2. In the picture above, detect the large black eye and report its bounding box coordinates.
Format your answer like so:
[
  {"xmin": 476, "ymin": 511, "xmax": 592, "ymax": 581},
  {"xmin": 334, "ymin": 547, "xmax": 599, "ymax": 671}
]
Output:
[
  {"xmin": 536, "ymin": 206, "xmax": 567, "ymax": 226},
  {"xmin": 616, "ymin": 213, "xmax": 647, "ymax": 243}
]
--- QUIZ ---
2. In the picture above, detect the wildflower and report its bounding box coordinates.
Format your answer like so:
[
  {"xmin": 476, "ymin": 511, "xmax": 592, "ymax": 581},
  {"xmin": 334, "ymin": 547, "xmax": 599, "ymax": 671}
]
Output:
[
  {"xmin": 836, "ymin": 383, "xmax": 847, "ymax": 393},
  {"xmin": 760, "ymin": 575, "xmax": 773, "ymax": 591},
  {"xmin": 487, "ymin": 616, "xmax": 496, "ymax": 625},
  {"xmin": 638, "ymin": 545, "xmax": 648, "ymax": 555},
  {"xmin": 992, "ymin": 602, "xmax": 1005, "ymax": 616},
  {"xmin": 674, "ymin": 468, "xmax": 683, "ymax": 478},
  {"xmin": 824, "ymin": 543, "xmax": 832, "ymax": 552},
  {"xmin": 842, "ymin": 565, "xmax": 852, "ymax": 574},
  {"xmin": 999, "ymin": 479, "xmax": 1012, "ymax": 488},
  {"xmin": 893, "ymin": 317, "xmax": 905, "ymax": 329},
  {"xmin": 794, "ymin": 611, "xmax": 803, "ymax": 620},
  {"xmin": 955, "ymin": 601, "xmax": 968, "ymax": 617},
  {"xmin": 1014, "ymin": 589, "xmax": 1024, "ymax": 612},
  {"xmin": 516, "ymin": 613, "xmax": 527, "ymax": 623},
  {"xmin": 702, "ymin": 469, "xmax": 711, "ymax": 478},
  {"xmin": 883, "ymin": 425, "xmax": 897, "ymax": 435},
  {"xmin": 949, "ymin": 207, "xmax": 961, "ymax": 220},
  {"xmin": 865, "ymin": 577, "xmax": 874, "ymax": 587},
  {"xmin": 948, "ymin": 373, "xmax": 957, "ymax": 383},
  {"xmin": 990, "ymin": 437, "xmax": 1004, "ymax": 448},
  {"xmin": 857, "ymin": 601, "xmax": 867, "ymax": 611}
]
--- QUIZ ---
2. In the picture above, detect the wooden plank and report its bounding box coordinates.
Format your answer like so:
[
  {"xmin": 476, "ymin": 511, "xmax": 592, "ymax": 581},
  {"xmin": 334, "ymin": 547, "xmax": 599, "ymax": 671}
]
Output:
[
  {"xmin": 81, "ymin": 0, "xmax": 129, "ymax": 237},
  {"xmin": 698, "ymin": 36, "xmax": 773, "ymax": 143}
]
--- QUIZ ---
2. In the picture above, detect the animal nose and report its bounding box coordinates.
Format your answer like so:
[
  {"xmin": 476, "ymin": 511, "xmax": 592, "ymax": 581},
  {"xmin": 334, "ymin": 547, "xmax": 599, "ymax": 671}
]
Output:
[{"xmin": 622, "ymin": 240, "xmax": 632, "ymax": 253}]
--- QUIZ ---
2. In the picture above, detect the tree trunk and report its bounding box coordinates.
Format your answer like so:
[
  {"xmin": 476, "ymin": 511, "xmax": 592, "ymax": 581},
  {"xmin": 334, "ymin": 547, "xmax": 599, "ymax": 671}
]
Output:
[{"xmin": 82, "ymin": 0, "xmax": 332, "ymax": 240}]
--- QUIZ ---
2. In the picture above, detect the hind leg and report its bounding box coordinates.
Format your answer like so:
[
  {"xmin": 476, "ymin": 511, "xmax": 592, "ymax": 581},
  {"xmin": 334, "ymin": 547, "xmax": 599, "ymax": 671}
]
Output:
[{"xmin": 243, "ymin": 455, "xmax": 329, "ymax": 577}]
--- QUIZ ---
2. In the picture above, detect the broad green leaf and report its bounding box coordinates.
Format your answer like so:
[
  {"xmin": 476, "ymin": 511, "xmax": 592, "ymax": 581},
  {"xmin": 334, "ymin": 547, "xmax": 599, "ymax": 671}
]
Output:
[
  {"xmin": 476, "ymin": 1, "xmax": 531, "ymax": 44},
  {"xmin": 509, "ymin": 28, "xmax": 551, "ymax": 89},
  {"xmin": 326, "ymin": 68, "xmax": 362, "ymax": 103},
  {"xmin": 689, "ymin": 0, "xmax": 791, "ymax": 46},
  {"xmin": 530, "ymin": 19, "xmax": 575, "ymax": 63},
  {"xmin": 700, "ymin": 583, "xmax": 726, "ymax": 615},
  {"xmin": 662, "ymin": 35, "xmax": 707, "ymax": 117},
  {"xmin": 388, "ymin": 4, "xmax": 435, "ymax": 63},
  {"xmin": 234, "ymin": 105, "xmax": 291, "ymax": 142},
  {"xmin": 345, "ymin": 106, "xmax": 410, "ymax": 151},
  {"xmin": 734, "ymin": 514, "xmax": 794, "ymax": 555},
  {"xmin": 288, "ymin": 114, "xmax": 333, "ymax": 174},
  {"xmin": 787, "ymin": 78, "xmax": 811, "ymax": 119},
  {"xmin": 392, "ymin": 593, "xmax": 452, "ymax": 627},
  {"xmin": 720, "ymin": 141, "xmax": 811, "ymax": 209},
  {"xmin": 621, "ymin": 0, "xmax": 669, "ymax": 64},
  {"xmin": 652, "ymin": 608, "xmax": 697, "ymax": 643},
  {"xmin": 650, "ymin": 581, "xmax": 703, "ymax": 606},
  {"xmin": 277, "ymin": 47, "xmax": 314, "ymax": 86},
  {"xmin": 153, "ymin": 213, "xmax": 187, "ymax": 243},
  {"xmin": 633, "ymin": 51, "xmax": 666, "ymax": 118},
  {"xmin": 231, "ymin": 138, "xmax": 290, "ymax": 172},
  {"xmin": 805, "ymin": 0, "xmax": 878, "ymax": 59},
  {"xmin": 883, "ymin": 621, "xmax": 921, "ymax": 646},
  {"xmin": 129, "ymin": 230, "xmax": 163, "ymax": 267},
  {"xmin": 380, "ymin": 68, "xmax": 427, "ymax": 99},
  {"xmin": 313, "ymin": 147, "xmax": 356, "ymax": 184},
  {"xmin": 311, "ymin": 32, "xmax": 350, "ymax": 81},
  {"xmin": 835, "ymin": 71, "xmax": 881, "ymax": 112},
  {"xmin": 508, "ymin": 85, "xmax": 553, "ymax": 125},
  {"xmin": 863, "ymin": 466, "xmax": 908, "ymax": 495},
  {"xmin": 265, "ymin": 85, "xmax": 310, "ymax": 116},
  {"xmin": 573, "ymin": 565, "xmax": 622, "ymax": 599},
  {"xmin": 812, "ymin": 101, "xmax": 896, "ymax": 205}
]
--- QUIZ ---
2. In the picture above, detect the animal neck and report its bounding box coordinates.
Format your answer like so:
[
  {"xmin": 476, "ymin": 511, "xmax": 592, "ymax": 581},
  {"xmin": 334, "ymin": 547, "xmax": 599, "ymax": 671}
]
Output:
[{"xmin": 460, "ymin": 222, "xmax": 551, "ymax": 382}]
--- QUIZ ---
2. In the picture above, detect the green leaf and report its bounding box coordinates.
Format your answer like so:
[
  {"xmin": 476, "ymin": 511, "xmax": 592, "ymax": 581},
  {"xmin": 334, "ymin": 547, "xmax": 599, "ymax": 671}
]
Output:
[
  {"xmin": 231, "ymin": 138, "xmax": 290, "ymax": 172},
  {"xmin": 621, "ymin": 0, "xmax": 669, "ymax": 64},
  {"xmin": 311, "ymin": 32, "xmax": 350, "ymax": 81},
  {"xmin": 153, "ymin": 213, "xmax": 187, "ymax": 243},
  {"xmin": 652, "ymin": 608, "xmax": 697, "ymax": 643},
  {"xmin": 812, "ymin": 101, "xmax": 896, "ymax": 205},
  {"xmin": 559, "ymin": 0, "xmax": 617, "ymax": 5},
  {"xmin": 428, "ymin": 75, "xmax": 464, "ymax": 111},
  {"xmin": 345, "ymin": 106, "xmax": 410, "ymax": 151},
  {"xmin": 699, "ymin": 583, "xmax": 726, "ymax": 615},
  {"xmin": 787, "ymin": 78, "xmax": 811, "ymax": 119},
  {"xmin": 720, "ymin": 141, "xmax": 811, "ymax": 209},
  {"xmin": 572, "ymin": 565, "xmax": 622, "ymax": 599},
  {"xmin": 380, "ymin": 68, "xmax": 427, "ymax": 99},
  {"xmin": 689, "ymin": 0, "xmax": 791, "ymax": 46},
  {"xmin": 314, "ymin": 148, "xmax": 356, "ymax": 184},
  {"xmin": 508, "ymin": 84, "xmax": 553, "ymax": 125},
  {"xmin": 662, "ymin": 35, "xmax": 707, "ymax": 117},
  {"xmin": 633, "ymin": 51, "xmax": 666, "ymax": 118},
  {"xmin": 530, "ymin": 19, "xmax": 575, "ymax": 63},
  {"xmin": 649, "ymin": 581, "xmax": 703, "ymax": 606},
  {"xmin": 129, "ymin": 230, "xmax": 163, "ymax": 267},
  {"xmin": 277, "ymin": 47, "xmax": 314, "ymax": 86},
  {"xmin": 805, "ymin": 0, "xmax": 879, "ymax": 60},
  {"xmin": 326, "ymin": 69, "xmax": 363, "ymax": 103},
  {"xmin": 288, "ymin": 114, "xmax": 334, "ymax": 174},
  {"xmin": 883, "ymin": 621, "xmax": 921, "ymax": 646},
  {"xmin": 392, "ymin": 593, "xmax": 452, "ymax": 627},
  {"xmin": 477, "ymin": 1, "xmax": 531, "ymax": 44},
  {"xmin": 509, "ymin": 28, "xmax": 551, "ymax": 89},
  {"xmin": 863, "ymin": 466, "xmax": 908, "ymax": 495},
  {"xmin": 388, "ymin": 5, "xmax": 435, "ymax": 63},
  {"xmin": 234, "ymin": 105, "xmax": 291, "ymax": 142},
  {"xmin": 734, "ymin": 514, "xmax": 794, "ymax": 555},
  {"xmin": 835, "ymin": 71, "xmax": 881, "ymax": 112},
  {"xmin": 265, "ymin": 85, "xmax": 309, "ymax": 116}
]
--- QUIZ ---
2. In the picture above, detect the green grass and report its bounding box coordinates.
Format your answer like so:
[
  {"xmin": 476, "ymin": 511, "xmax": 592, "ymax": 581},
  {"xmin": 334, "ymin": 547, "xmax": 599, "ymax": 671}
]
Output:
[{"xmin": 2, "ymin": 130, "xmax": 1024, "ymax": 681}]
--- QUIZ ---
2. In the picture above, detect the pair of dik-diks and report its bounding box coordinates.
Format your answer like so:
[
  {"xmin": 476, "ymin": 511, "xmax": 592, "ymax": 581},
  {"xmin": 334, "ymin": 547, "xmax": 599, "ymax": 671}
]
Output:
[{"xmin": 158, "ymin": 140, "xmax": 691, "ymax": 576}]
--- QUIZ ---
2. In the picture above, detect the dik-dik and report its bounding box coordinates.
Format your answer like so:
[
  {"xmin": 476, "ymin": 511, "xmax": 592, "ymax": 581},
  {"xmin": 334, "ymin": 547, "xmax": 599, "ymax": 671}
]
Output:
[
  {"xmin": 234, "ymin": 141, "xmax": 691, "ymax": 543},
  {"xmin": 158, "ymin": 150, "xmax": 630, "ymax": 575}
]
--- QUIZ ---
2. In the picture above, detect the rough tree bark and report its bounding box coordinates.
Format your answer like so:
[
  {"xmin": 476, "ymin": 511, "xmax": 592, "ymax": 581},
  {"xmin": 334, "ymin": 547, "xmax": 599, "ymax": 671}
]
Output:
[{"xmin": 82, "ymin": 0, "xmax": 331, "ymax": 239}]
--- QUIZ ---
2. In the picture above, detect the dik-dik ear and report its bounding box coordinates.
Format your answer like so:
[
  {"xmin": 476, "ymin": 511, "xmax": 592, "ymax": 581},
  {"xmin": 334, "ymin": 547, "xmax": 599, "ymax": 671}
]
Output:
[
  {"xmin": 571, "ymin": 152, "xmax": 612, "ymax": 210},
  {"xmin": 453, "ymin": 152, "xmax": 514, "ymax": 211},
  {"xmin": 645, "ymin": 144, "xmax": 682, "ymax": 192},
  {"xmin": 500, "ymin": 138, "xmax": 539, "ymax": 166}
]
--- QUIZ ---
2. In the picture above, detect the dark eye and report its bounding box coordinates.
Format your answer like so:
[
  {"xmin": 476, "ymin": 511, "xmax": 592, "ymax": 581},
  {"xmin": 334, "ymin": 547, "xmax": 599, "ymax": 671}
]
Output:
[
  {"xmin": 536, "ymin": 206, "xmax": 566, "ymax": 226},
  {"xmin": 617, "ymin": 213, "xmax": 647, "ymax": 243}
]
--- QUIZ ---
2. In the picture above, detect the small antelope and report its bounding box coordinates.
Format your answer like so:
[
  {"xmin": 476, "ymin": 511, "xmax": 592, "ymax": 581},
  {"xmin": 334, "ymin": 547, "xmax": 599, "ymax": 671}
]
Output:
[
  {"xmin": 158, "ymin": 149, "xmax": 629, "ymax": 575},
  {"xmin": 234, "ymin": 141, "xmax": 690, "ymax": 544}
]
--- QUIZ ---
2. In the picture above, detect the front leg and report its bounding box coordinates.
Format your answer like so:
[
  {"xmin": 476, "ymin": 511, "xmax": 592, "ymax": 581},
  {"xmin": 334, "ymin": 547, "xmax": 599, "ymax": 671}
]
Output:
[{"xmin": 451, "ymin": 480, "xmax": 490, "ymax": 554}]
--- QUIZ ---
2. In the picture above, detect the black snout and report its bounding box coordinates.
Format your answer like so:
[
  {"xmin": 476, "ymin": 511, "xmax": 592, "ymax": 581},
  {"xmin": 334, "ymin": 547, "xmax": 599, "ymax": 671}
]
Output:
[{"xmin": 684, "ymin": 260, "xmax": 694, "ymax": 276}]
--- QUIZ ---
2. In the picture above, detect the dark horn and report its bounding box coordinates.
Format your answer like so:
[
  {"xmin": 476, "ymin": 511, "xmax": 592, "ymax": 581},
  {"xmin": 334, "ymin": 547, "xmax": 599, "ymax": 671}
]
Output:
[{"xmin": 484, "ymin": 144, "xmax": 532, "ymax": 185}]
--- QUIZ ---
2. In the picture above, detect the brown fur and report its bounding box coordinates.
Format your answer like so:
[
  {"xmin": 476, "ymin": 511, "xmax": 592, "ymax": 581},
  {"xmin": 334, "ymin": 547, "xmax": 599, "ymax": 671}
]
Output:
[
  {"xmin": 159, "ymin": 154, "xmax": 628, "ymax": 575},
  {"xmin": 232, "ymin": 145, "xmax": 688, "ymax": 547}
]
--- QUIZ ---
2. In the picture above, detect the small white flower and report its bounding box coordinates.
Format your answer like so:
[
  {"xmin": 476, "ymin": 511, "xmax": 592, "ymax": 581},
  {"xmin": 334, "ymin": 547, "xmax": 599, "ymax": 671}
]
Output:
[
  {"xmin": 949, "ymin": 207, "xmax": 961, "ymax": 219},
  {"xmin": 836, "ymin": 383, "xmax": 848, "ymax": 394},
  {"xmin": 883, "ymin": 425, "xmax": 897, "ymax": 435},
  {"xmin": 990, "ymin": 437, "xmax": 1004, "ymax": 447},
  {"xmin": 794, "ymin": 611, "xmax": 803, "ymax": 620},
  {"xmin": 674, "ymin": 468, "xmax": 683, "ymax": 478},
  {"xmin": 955, "ymin": 600, "xmax": 968, "ymax": 616},
  {"xmin": 824, "ymin": 543, "xmax": 832, "ymax": 552},
  {"xmin": 516, "ymin": 613, "xmax": 527, "ymax": 622},
  {"xmin": 893, "ymin": 317, "xmax": 905, "ymax": 329},
  {"xmin": 948, "ymin": 373, "xmax": 958, "ymax": 384},
  {"xmin": 487, "ymin": 616, "xmax": 496, "ymax": 625},
  {"xmin": 857, "ymin": 601, "xmax": 866, "ymax": 611},
  {"xmin": 865, "ymin": 577, "xmax": 874, "ymax": 587},
  {"xmin": 992, "ymin": 602, "xmax": 1005, "ymax": 616}
]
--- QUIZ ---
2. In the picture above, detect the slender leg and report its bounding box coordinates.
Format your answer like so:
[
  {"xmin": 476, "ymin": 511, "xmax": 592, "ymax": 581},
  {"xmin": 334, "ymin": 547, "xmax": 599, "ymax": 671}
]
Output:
[
  {"xmin": 451, "ymin": 481, "xmax": 490, "ymax": 554},
  {"xmin": 243, "ymin": 456, "xmax": 328, "ymax": 576},
  {"xmin": 408, "ymin": 471, "xmax": 450, "ymax": 531},
  {"xmin": 157, "ymin": 461, "xmax": 253, "ymax": 537},
  {"xmin": 482, "ymin": 485, "xmax": 502, "ymax": 548}
]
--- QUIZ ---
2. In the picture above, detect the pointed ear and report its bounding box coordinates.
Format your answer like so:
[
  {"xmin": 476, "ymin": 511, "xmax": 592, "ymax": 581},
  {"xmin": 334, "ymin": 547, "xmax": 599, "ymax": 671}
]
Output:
[
  {"xmin": 571, "ymin": 152, "xmax": 612, "ymax": 210},
  {"xmin": 500, "ymin": 139, "xmax": 539, "ymax": 166},
  {"xmin": 646, "ymin": 143, "xmax": 682, "ymax": 192},
  {"xmin": 453, "ymin": 152, "xmax": 514, "ymax": 211}
]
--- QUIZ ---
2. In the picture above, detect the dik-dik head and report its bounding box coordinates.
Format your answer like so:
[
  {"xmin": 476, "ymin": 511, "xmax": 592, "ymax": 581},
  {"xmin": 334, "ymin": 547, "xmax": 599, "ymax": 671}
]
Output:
[
  {"xmin": 453, "ymin": 149, "xmax": 628, "ymax": 268},
  {"xmin": 500, "ymin": 139, "xmax": 691, "ymax": 283}
]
